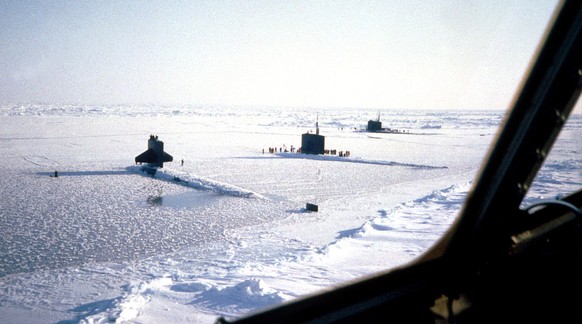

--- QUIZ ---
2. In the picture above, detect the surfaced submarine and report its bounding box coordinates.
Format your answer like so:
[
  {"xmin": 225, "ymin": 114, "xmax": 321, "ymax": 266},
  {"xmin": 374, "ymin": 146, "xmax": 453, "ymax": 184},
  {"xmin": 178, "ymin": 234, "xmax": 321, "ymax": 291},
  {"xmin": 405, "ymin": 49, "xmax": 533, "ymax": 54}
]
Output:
[{"xmin": 134, "ymin": 135, "xmax": 173, "ymax": 168}]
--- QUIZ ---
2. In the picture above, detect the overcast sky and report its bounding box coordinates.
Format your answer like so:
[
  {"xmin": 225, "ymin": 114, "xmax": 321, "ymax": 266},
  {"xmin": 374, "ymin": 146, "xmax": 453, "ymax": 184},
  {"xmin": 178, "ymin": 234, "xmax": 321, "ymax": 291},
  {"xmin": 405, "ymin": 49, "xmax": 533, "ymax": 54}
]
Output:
[{"xmin": 0, "ymin": 1, "xmax": 565, "ymax": 110}]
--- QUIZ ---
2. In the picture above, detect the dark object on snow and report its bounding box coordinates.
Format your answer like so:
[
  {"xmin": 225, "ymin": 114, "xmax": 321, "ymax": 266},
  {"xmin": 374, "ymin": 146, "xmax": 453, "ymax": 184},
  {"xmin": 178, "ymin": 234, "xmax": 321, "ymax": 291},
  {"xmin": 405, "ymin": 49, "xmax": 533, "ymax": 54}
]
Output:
[
  {"xmin": 367, "ymin": 111, "xmax": 383, "ymax": 132},
  {"xmin": 301, "ymin": 133, "xmax": 325, "ymax": 155},
  {"xmin": 301, "ymin": 118, "xmax": 325, "ymax": 154},
  {"xmin": 135, "ymin": 135, "xmax": 173, "ymax": 168},
  {"xmin": 367, "ymin": 119, "xmax": 382, "ymax": 132},
  {"xmin": 306, "ymin": 203, "xmax": 318, "ymax": 212},
  {"xmin": 54, "ymin": 170, "xmax": 58, "ymax": 177},
  {"xmin": 367, "ymin": 112, "xmax": 399, "ymax": 133},
  {"xmin": 301, "ymin": 117, "xmax": 325, "ymax": 155}
]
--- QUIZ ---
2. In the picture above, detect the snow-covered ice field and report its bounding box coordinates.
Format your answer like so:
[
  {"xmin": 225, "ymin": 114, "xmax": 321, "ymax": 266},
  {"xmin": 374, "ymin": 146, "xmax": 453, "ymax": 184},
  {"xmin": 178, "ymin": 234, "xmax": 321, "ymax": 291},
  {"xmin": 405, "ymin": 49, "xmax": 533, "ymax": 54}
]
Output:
[{"xmin": 0, "ymin": 105, "xmax": 579, "ymax": 323}]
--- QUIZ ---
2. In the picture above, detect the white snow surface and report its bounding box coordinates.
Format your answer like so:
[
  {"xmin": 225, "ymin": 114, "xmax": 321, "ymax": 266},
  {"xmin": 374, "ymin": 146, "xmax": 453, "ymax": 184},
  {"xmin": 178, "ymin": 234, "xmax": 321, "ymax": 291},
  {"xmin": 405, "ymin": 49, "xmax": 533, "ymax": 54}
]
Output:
[{"xmin": 0, "ymin": 105, "xmax": 579, "ymax": 323}]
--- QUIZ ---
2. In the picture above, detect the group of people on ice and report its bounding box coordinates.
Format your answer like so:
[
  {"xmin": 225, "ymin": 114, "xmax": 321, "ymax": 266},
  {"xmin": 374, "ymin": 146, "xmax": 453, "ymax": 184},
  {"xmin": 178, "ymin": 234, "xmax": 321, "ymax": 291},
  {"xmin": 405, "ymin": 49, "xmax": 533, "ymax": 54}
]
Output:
[
  {"xmin": 264, "ymin": 146, "xmax": 350, "ymax": 157},
  {"xmin": 266, "ymin": 145, "xmax": 298, "ymax": 154},
  {"xmin": 325, "ymin": 149, "xmax": 350, "ymax": 157}
]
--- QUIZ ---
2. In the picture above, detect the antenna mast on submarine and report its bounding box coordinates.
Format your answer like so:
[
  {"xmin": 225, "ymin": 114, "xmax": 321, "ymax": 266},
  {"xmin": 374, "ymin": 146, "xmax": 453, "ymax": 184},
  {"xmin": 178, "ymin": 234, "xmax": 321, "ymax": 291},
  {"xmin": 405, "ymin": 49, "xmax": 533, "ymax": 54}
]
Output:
[{"xmin": 316, "ymin": 113, "xmax": 319, "ymax": 135}]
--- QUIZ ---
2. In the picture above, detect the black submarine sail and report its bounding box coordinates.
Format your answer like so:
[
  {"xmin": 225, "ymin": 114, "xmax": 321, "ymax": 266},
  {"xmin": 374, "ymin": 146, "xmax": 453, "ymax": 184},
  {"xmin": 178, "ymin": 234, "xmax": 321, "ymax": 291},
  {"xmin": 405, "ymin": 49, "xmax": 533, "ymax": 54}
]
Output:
[
  {"xmin": 301, "ymin": 114, "xmax": 325, "ymax": 155},
  {"xmin": 367, "ymin": 111, "xmax": 383, "ymax": 132},
  {"xmin": 135, "ymin": 135, "xmax": 173, "ymax": 168}
]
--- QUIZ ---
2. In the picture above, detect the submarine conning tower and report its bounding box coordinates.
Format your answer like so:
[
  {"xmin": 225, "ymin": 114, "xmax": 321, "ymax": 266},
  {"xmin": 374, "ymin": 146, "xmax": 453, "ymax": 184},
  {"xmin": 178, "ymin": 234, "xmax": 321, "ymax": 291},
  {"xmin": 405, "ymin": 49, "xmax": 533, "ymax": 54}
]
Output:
[
  {"xmin": 301, "ymin": 117, "xmax": 325, "ymax": 155},
  {"xmin": 367, "ymin": 119, "xmax": 382, "ymax": 132},
  {"xmin": 135, "ymin": 135, "xmax": 174, "ymax": 168},
  {"xmin": 367, "ymin": 111, "xmax": 382, "ymax": 132}
]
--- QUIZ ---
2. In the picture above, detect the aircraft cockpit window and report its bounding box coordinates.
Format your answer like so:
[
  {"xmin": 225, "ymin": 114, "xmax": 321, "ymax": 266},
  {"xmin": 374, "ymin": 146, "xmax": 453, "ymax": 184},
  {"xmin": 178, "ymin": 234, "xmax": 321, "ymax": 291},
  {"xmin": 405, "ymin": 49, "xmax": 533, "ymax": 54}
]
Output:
[{"xmin": 522, "ymin": 97, "xmax": 581, "ymax": 208}]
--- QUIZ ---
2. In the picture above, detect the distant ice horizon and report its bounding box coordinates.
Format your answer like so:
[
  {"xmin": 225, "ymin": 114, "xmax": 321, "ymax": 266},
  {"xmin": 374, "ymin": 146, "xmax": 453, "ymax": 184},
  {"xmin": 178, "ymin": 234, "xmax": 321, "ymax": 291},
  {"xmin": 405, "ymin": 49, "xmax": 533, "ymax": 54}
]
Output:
[{"xmin": 0, "ymin": 105, "xmax": 579, "ymax": 323}]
